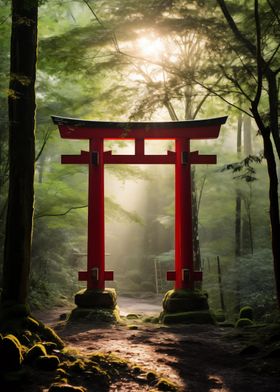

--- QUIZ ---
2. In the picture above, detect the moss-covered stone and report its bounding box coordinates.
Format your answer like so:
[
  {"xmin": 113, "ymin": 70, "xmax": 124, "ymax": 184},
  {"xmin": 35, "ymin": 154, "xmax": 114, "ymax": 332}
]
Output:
[
  {"xmin": 74, "ymin": 288, "xmax": 117, "ymax": 309},
  {"xmin": 36, "ymin": 355, "xmax": 60, "ymax": 371},
  {"xmin": 235, "ymin": 318, "xmax": 254, "ymax": 328},
  {"xmin": 156, "ymin": 377, "xmax": 178, "ymax": 391},
  {"xmin": 43, "ymin": 341, "xmax": 58, "ymax": 354},
  {"xmin": 239, "ymin": 306, "xmax": 253, "ymax": 321},
  {"xmin": 163, "ymin": 289, "xmax": 209, "ymax": 313},
  {"xmin": 0, "ymin": 334, "xmax": 23, "ymax": 371},
  {"xmin": 48, "ymin": 383, "xmax": 86, "ymax": 392},
  {"xmin": 68, "ymin": 307, "xmax": 120, "ymax": 323},
  {"xmin": 25, "ymin": 343, "xmax": 47, "ymax": 363},
  {"xmin": 24, "ymin": 316, "xmax": 40, "ymax": 331},
  {"xmin": 126, "ymin": 313, "xmax": 140, "ymax": 319},
  {"xmin": 161, "ymin": 310, "xmax": 216, "ymax": 325},
  {"xmin": 41, "ymin": 326, "xmax": 64, "ymax": 349},
  {"xmin": 146, "ymin": 371, "xmax": 158, "ymax": 383}
]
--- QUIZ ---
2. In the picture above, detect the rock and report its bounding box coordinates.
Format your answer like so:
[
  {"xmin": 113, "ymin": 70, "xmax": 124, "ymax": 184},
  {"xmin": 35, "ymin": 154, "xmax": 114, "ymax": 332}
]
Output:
[
  {"xmin": 68, "ymin": 307, "xmax": 120, "ymax": 323},
  {"xmin": 36, "ymin": 355, "xmax": 60, "ymax": 371},
  {"xmin": 239, "ymin": 306, "xmax": 254, "ymax": 321},
  {"xmin": 43, "ymin": 341, "xmax": 58, "ymax": 354},
  {"xmin": 24, "ymin": 316, "xmax": 40, "ymax": 331},
  {"xmin": 25, "ymin": 343, "xmax": 47, "ymax": 363},
  {"xmin": 163, "ymin": 289, "xmax": 209, "ymax": 313},
  {"xmin": 48, "ymin": 383, "xmax": 86, "ymax": 392},
  {"xmin": 126, "ymin": 314, "xmax": 140, "ymax": 319},
  {"xmin": 235, "ymin": 318, "xmax": 254, "ymax": 328},
  {"xmin": 156, "ymin": 378, "xmax": 178, "ymax": 391},
  {"xmin": 161, "ymin": 310, "xmax": 216, "ymax": 325},
  {"xmin": 74, "ymin": 288, "xmax": 117, "ymax": 309},
  {"xmin": 0, "ymin": 334, "xmax": 23, "ymax": 371}
]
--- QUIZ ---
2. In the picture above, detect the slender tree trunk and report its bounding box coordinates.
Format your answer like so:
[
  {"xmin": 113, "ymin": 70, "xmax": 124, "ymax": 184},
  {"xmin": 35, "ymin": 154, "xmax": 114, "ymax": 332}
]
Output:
[
  {"xmin": 243, "ymin": 115, "xmax": 253, "ymax": 156},
  {"xmin": 262, "ymin": 133, "xmax": 280, "ymax": 308},
  {"xmin": 1, "ymin": 0, "xmax": 38, "ymax": 305}
]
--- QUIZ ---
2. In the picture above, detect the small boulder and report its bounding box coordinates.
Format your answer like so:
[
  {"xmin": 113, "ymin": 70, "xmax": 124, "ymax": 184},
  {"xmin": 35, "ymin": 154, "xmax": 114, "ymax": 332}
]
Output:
[
  {"xmin": 48, "ymin": 383, "xmax": 86, "ymax": 392},
  {"xmin": 25, "ymin": 343, "xmax": 47, "ymax": 363},
  {"xmin": 36, "ymin": 355, "xmax": 60, "ymax": 371},
  {"xmin": 239, "ymin": 306, "xmax": 253, "ymax": 321},
  {"xmin": 235, "ymin": 318, "xmax": 253, "ymax": 328},
  {"xmin": 0, "ymin": 334, "xmax": 23, "ymax": 371}
]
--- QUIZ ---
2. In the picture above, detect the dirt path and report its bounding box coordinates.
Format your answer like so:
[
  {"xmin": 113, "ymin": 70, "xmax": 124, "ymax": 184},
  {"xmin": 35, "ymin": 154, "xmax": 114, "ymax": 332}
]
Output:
[{"xmin": 34, "ymin": 299, "xmax": 280, "ymax": 392}]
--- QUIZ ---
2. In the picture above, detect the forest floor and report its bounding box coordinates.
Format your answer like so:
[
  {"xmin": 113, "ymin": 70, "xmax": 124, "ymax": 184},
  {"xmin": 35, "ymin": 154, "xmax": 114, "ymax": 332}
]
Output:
[{"xmin": 33, "ymin": 296, "xmax": 280, "ymax": 392}]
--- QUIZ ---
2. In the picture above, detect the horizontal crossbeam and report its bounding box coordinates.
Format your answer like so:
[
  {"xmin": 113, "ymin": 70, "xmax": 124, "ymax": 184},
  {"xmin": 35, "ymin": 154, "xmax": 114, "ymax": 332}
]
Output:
[{"xmin": 104, "ymin": 150, "xmax": 176, "ymax": 164}]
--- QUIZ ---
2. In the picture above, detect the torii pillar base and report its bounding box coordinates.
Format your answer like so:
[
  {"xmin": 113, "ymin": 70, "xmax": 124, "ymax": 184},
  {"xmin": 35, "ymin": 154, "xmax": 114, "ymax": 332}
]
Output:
[
  {"xmin": 160, "ymin": 289, "xmax": 216, "ymax": 325},
  {"xmin": 68, "ymin": 288, "xmax": 120, "ymax": 323}
]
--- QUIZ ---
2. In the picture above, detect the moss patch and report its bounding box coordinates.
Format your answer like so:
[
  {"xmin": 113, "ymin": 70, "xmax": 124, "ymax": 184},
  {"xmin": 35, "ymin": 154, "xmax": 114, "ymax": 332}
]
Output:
[
  {"xmin": 240, "ymin": 306, "xmax": 254, "ymax": 320},
  {"xmin": 163, "ymin": 289, "xmax": 209, "ymax": 313},
  {"xmin": 68, "ymin": 307, "xmax": 120, "ymax": 323},
  {"xmin": 48, "ymin": 383, "xmax": 86, "ymax": 392},
  {"xmin": 161, "ymin": 310, "xmax": 216, "ymax": 325},
  {"xmin": 25, "ymin": 343, "xmax": 47, "ymax": 363},
  {"xmin": 235, "ymin": 318, "xmax": 254, "ymax": 328},
  {"xmin": 0, "ymin": 334, "xmax": 24, "ymax": 371}
]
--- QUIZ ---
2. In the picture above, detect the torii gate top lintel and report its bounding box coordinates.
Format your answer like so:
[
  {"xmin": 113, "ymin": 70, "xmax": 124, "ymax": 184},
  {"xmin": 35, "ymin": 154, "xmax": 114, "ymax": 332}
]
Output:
[
  {"xmin": 52, "ymin": 114, "xmax": 227, "ymax": 291},
  {"xmin": 52, "ymin": 115, "xmax": 227, "ymax": 140}
]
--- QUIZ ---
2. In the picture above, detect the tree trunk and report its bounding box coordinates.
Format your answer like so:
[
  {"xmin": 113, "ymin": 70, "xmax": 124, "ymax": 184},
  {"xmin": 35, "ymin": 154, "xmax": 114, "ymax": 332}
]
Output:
[
  {"xmin": 243, "ymin": 115, "xmax": 253, "ymax": 156},
  {"xmin": 262, "ymin": 132, "xmax": 280, "ymax": 308},
  {"xmin": 1, "ymin": 0, "xmax": 38, "ymax": 305}
]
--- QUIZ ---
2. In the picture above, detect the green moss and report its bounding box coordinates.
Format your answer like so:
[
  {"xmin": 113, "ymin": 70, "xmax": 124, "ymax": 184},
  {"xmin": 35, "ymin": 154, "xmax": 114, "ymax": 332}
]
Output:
[
  {"xmin": 25, "ymin": 343, "xmax": 47, "ymax": 363},
  {"xmin": 48, "ymin": 383, "xmax": 86, "ymax": 392},
  {"xmin": 41, "ymin": 326, "xmax": 64, "ymax": 349},
  {"xmin": 235, "ymin": 318, "xmax": 254, "ymax": 328},
  {"xmin": 161, "ymin": 310, "xmax": 216, "ymax": 325},
  {"xmin": 143, "ymin": 316, "xmax": 159, "ymax": 324},
  {"xmin": 68, "ymin": 307, "xmax": 120, "ymax": 323},
  {"xmin": 24, "ymin": 316, "xmax": 40, "ymax": 331},
  {"xmin": 146, "ymin": 371, "xmax": 158, "ymax": 383},
  {"xmin": 240, "ymin": 306, "xmax": 254, "ymax": 321},
  {"xmin": 126, "ymin": 313, "xmax": 140, "ymax": 319},
  {"xmin": 163, "ymin": 289, "xmax": 209, "ymax": 313},
  {"xmin": 0, "ymin": 334, "xmax": 23, "ymax": 371},
  {"xmin": 36, "ymin": 355, "xmax": 60, "ymax": 371},
  {"xmin": 156, "ymin": 377, "xmax": 178, "ymax": 391}
]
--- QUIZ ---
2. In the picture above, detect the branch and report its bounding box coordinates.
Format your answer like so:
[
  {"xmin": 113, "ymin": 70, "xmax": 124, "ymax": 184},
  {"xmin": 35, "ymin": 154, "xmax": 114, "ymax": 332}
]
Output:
[
  {"xmin": 35, "ymin": 128, "xmax": 51, "ymax": 162},
  {"xmin": 194, "ymin": 77, "xmax": 253, "ymax": 117},
  {"xmin": 35, "ymin": 204, "xmax": 87, "ymax": 219},
  {"xmin": 253, "ymin": 0, "xmax": 263, "ymax": 108},
  {"xmin": 82, "ymin": 0, "xmax": 120, "ymax": 52},
  {"xmin": 217, "ymin": 0, "xmax": 257, "ymax": 58},
  {"xmin": 267, "ymin": 0, "xmax": 280, "ymax": 26},
  {"xmin": 219, "ymin": 64, "xmax": 252, "ymax": 102}
]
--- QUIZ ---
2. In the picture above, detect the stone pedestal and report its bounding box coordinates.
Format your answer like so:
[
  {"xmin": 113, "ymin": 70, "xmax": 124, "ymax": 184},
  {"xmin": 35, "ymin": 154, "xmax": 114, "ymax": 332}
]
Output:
[
  {"xmin": 160, "ymin": 289, "xmax": 215, "ymax": 325},
  {"xmin": 68, "ymin": 288, "xmax": 120, "ymax": 323}
]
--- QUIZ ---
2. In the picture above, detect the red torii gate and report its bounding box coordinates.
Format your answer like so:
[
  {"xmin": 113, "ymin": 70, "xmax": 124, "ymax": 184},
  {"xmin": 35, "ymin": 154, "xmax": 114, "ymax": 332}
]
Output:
[{"xmin": 52, "ymin": 116, "xmax": 227, "ymax": 292}]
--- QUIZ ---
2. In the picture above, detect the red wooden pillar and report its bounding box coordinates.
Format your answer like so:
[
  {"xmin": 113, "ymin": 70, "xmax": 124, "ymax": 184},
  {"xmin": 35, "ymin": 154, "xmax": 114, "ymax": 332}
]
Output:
[
  {"xmin": 175, "ymin": 139, "xmax": 194, "ymax": 289},
  {"xmin": 77, "ymin": 138, "xmax": 113, "ymax": 289},
  {"xmin": 87, "ymin": 138, "xmax": 105, "ymax": 289}
]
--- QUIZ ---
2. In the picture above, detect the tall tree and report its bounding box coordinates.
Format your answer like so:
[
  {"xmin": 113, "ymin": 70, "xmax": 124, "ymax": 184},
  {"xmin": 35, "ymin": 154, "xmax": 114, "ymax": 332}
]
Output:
[
  {"xmin": 214, "ymin": 0, "xmax": 280, "ymax": 306},
  {"xmin": 1, "ymin": 0, "xmax": 38, "ymax": 305}
]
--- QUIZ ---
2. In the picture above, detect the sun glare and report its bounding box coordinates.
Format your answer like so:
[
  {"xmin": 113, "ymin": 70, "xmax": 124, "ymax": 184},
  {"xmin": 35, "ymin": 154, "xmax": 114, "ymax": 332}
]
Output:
[{"xmin": 137, "ymin": 36, "xmax": 165, "ymax": 59}]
